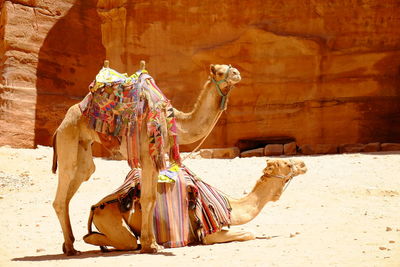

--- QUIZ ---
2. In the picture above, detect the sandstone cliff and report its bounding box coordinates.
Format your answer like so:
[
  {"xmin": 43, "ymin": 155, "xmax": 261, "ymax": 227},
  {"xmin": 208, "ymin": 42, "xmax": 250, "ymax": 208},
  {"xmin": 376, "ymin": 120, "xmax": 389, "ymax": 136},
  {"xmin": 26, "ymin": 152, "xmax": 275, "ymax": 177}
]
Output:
[
  {"xmin": 0, "ymin": 0, "xmax": 105, "ymax": 148},
  {"xmin": 1, "ymin": 0, "xmax": 399, "ymax": 153}
]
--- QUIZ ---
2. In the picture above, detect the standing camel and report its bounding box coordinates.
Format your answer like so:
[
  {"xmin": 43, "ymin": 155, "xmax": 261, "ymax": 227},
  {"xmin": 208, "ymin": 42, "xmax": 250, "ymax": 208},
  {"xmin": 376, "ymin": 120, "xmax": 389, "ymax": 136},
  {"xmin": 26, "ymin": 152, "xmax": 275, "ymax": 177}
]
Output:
[
  {"xmin": 82, "ymin": 159, "xmax": 307, "ymax": 250},
  {"xmin": 52, "ymin": 63, "xmax": 241, "ymax": 255}
]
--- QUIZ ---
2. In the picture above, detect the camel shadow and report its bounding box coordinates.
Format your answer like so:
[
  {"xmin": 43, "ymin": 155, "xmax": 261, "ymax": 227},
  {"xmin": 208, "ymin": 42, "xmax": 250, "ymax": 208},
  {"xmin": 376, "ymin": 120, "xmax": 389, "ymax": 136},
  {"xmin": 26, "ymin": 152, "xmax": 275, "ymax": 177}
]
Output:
[{"xmin": 12, "ymin": 249, "xmax": 175, "ymax": 262}]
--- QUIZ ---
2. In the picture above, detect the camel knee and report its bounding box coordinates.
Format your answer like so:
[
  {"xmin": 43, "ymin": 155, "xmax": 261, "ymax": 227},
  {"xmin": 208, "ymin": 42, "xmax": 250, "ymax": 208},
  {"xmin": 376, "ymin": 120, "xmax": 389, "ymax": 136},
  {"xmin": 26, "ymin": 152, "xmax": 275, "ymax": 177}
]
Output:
[
  {"xmin": 52, "ymin": 200, "xmax": 66, "ymax": 215},
  {"xmin": 240, "ymin": 230, "xmax": 256, "ymax": 241},
  {"xmin": 140, "ymin": 183, "xmax": 158, "ymax": 205},
  {"xmin": 141, "ymin": 194, "xmax": 157, "ymax": 203},
  {"xmin": 140, "ymin": 195, "xmax": 157, "ymax": 213},
  {"xmin": 202, "ymin": 229, "xmax": 256, "ymax": 245},
  {"xmin": 233, "ymin": 229, "xmax": 256, "ymax": 241}
]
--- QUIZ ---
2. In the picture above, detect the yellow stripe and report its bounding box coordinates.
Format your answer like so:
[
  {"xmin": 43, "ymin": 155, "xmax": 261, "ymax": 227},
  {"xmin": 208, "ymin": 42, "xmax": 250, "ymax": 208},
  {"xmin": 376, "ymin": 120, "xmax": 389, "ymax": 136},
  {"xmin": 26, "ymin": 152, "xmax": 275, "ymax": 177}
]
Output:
[{"xmin": 96, "ymin": 67, "xmax": 128, "ymax": 83}]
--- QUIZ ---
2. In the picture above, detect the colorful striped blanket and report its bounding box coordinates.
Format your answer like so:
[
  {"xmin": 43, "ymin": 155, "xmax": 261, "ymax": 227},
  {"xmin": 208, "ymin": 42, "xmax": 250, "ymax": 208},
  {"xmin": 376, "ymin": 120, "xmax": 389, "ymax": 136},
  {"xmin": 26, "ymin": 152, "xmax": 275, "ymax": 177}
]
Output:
[
  {"xmin": 79, "ymin": 67, "xmax": 180, "ymax": 170},
  {"xmin": 107, "ymin": 165, "xmax": 231, "ymax": 248},
  {"xmin": 181, "ymin": 166, "xmax": 232, "ymax": 241}
]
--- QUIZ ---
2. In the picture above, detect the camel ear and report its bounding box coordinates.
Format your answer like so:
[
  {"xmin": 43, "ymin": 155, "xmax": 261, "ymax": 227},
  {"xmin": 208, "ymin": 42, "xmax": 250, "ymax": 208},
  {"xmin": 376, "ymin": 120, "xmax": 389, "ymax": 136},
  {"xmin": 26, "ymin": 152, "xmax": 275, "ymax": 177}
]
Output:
[
  {"xmin": 264, "ymin": 160, "xmax": 274, "ymax": 175},
  {"xmin": 264, "ymin": 166, "xmax": 274, "ymax": 175},
  {"xmin": 210, "ymin": 64, "xmax": 216, "ymax": 76}
]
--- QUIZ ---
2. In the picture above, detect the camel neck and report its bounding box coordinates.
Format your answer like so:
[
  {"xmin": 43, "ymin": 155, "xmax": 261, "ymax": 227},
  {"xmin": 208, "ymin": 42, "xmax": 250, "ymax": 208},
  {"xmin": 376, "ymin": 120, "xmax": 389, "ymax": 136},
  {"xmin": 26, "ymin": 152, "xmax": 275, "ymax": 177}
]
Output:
[
  {"xmin": 228, "ymin": 178, "xmax": 285, "ymax": 225},
  {"xmin": 174, "ymin": 80, "xmax": 227, "ymax": 145}
]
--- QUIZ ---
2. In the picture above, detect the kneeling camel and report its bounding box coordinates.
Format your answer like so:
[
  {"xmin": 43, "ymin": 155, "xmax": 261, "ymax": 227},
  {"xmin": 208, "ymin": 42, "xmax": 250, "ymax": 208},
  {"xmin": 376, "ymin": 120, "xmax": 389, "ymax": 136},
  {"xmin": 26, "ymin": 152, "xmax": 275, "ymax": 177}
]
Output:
[{"xmin": 83, "ymin": 159, "xmax": 307, "ymax": 250}]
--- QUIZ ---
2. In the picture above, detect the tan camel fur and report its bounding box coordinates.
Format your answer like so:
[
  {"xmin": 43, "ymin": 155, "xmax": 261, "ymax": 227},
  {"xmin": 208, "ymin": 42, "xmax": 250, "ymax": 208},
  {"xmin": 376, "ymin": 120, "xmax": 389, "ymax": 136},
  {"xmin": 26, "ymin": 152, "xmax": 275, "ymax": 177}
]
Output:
[
  {"xmin": 52, "ymin": 64, "xmax": 241, "ymax": 255},
  {"xmin": 83, "ymin": 159, "xmax": 307, "ymax": 250}
]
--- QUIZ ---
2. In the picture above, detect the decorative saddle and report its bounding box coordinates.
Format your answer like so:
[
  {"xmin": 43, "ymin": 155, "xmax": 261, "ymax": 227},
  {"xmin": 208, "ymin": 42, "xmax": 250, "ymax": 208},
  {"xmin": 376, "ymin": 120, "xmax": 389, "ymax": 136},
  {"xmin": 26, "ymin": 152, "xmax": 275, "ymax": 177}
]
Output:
[
  {"xmin": 88, "ymin": 165, "xmax": 232, "ymax": 248},
  {"xmin": 79, "ymin": 66, "xmax": 180, "ymax": 170}
]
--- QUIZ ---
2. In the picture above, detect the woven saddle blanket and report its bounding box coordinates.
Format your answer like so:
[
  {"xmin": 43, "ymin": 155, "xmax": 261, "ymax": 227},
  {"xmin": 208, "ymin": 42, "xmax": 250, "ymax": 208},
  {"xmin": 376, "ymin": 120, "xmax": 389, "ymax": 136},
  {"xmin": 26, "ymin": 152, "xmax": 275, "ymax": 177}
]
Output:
[
  {"xmin": 79, "ymin": 67, "xmax": 180, "ymax": 170},
  {"xmin": 104, "ymin": 165, "xmax": 232, "ymax": 248}
]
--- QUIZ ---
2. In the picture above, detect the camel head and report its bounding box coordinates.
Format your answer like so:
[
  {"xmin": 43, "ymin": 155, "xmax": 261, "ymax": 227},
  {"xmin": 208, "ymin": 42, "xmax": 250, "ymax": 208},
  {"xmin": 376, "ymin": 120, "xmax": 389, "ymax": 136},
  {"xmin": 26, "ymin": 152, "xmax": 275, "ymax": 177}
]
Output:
[
  {"xmin": 261, "ymin": 159, "xmax": 307, "ymax": 201},
  {"xmin": 210, "ymin": 64, "xmax": 241, "ymax": 89}
]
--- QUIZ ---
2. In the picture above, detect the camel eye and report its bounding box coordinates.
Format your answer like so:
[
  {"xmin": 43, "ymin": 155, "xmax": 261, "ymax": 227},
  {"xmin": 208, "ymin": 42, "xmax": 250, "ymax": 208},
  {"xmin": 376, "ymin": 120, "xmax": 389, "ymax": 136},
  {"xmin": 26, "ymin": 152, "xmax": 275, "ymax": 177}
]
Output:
[{"xmin": 284, "ymin": 162, "xmax": 291, "ymax": 167}]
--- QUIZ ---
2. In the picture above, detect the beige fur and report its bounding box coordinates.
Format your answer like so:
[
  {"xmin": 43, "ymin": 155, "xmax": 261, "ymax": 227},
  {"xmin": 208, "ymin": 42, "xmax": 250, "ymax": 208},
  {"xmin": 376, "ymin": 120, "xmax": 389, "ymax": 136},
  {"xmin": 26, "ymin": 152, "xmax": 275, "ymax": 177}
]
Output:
[
  {"xmin": 52, "ymin": 64, "xmax": 241, "ymax": 255},
  {"xmin": 83, "ymin": 159, "xmax": 307, "ymax": 250}
]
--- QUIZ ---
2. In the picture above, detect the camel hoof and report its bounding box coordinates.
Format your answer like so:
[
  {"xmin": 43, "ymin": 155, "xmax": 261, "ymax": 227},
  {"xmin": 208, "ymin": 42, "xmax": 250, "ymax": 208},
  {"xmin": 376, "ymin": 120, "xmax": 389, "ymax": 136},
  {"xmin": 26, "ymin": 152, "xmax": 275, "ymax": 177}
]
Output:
[
  {"xmin": 140, "ymin": 243, "xmax": 163, "ymax": 254},
  {"xmin": 100, "ymin": 246, "xmax": 109, "ymax": 253},
  {"xmin": 62, "ymin": 243, "xmax": 81, "ymax": 256}
]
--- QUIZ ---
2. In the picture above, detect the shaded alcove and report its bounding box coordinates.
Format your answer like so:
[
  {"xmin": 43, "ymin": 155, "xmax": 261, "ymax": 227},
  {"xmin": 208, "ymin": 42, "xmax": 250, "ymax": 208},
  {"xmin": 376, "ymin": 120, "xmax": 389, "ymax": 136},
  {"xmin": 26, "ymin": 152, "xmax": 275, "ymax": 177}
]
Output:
[{"xmin": 34, "ymin": 0, "xmax": 105, "ymax": 147}]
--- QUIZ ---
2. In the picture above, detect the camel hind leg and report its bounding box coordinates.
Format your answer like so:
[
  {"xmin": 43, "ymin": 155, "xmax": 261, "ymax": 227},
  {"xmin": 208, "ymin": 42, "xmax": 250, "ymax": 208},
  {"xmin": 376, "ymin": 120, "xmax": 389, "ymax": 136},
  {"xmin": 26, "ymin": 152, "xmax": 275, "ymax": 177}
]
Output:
[
  {"xmin": 83, "ymin": 202, "xmax": 138, "ymax": 251},
  {"xmin": 53, "ymin": 120, "xmax": 95, "ymax": 255},
  {"xmin": 84, "ymin": 230, "xmax": 137, "ymax": 251},
  {"xmin": 202, "ymin": 229, "xmax": 255, "ymax": 245}
]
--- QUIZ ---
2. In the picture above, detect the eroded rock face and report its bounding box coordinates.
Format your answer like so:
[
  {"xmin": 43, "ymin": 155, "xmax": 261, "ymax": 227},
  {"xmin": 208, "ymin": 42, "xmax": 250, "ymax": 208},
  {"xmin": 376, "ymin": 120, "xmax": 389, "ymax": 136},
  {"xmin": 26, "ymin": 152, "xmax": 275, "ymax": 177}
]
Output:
[
  {"xmin": 94, "ymin": 0, "xmax": 400, "ymax": 151},
  {"xmin": 1, "ymin": 0, "xmax": 399, "ymax": 153},
  {"xmin": 0, "ymin": 0, "xmax": 105, "ymax": 148}
]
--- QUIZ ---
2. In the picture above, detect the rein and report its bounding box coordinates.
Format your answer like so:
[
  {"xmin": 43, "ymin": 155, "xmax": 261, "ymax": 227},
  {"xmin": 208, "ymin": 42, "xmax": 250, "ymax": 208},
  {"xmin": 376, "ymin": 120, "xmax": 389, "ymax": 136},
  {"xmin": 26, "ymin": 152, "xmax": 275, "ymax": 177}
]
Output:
[
  {"xmin": 282, "ymin": 175, "xmax": 294, "ymax": 193},
  {"xmin": 181, "ymin": 109, "xmax": 223, "ymax": 161},
  {"xmin": 181, "ymin": 66, "xmax": 235, "ymax": 161}
]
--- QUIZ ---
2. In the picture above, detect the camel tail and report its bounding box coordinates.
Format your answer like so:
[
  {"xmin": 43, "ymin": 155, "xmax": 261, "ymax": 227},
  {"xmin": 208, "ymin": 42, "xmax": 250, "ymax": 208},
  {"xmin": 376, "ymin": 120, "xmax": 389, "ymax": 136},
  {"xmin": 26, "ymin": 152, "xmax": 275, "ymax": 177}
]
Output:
[
  {"xmin": 87, "ymin": 206, "xmax": 96, "ymax": 234},
  {"xmin": 52, "ymin": 131, "xmax": 58, "ymax": 174}
]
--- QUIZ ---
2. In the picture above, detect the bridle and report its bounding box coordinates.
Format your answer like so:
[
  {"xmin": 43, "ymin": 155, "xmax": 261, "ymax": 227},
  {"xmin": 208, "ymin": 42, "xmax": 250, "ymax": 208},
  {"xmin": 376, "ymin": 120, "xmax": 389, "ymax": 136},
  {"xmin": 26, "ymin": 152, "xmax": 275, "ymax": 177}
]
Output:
[
  {"xmin": 181, "ymin": 65, "xmax": 236, "ymax": 161},
  {"xmin": 211, "ymin": 65, "xmax": 234, "ymax": 110},
  {"xmin": 264, "ymin": 160, "xmax": 298, "ymax": 193}
]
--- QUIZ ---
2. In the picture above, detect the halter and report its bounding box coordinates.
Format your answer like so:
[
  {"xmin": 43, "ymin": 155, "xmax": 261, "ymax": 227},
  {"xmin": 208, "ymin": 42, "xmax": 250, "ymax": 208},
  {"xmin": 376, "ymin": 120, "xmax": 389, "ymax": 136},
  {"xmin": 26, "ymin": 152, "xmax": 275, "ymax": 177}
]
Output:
[
  {"xmin": 264, "ymin": 160, "xmax": 298, "ymax": 193},
  {"xmin": 211, "ymin": 65, "xmax": 233, "ymax": 110},
  {"xmin": 181, "ymin": 65, "xmax": 235, "ymax": 162}
]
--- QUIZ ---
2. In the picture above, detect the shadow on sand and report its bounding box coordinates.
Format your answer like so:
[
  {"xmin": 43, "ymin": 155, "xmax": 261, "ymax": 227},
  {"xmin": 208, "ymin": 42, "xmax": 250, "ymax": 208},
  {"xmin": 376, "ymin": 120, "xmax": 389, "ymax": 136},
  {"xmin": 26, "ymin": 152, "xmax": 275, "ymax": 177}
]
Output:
[{"xmin": 12, "ymin": 249, "xmax": 175, "ymax": 262}]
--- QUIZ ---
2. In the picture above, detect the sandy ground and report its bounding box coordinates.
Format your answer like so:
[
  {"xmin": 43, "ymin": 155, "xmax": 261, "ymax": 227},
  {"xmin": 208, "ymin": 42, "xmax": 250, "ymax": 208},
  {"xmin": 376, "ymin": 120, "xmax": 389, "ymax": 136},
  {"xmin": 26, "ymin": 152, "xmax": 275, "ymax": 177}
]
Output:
[{"xmin": 0, "ymin": 145, "xmax": 399, "ymax": 267}]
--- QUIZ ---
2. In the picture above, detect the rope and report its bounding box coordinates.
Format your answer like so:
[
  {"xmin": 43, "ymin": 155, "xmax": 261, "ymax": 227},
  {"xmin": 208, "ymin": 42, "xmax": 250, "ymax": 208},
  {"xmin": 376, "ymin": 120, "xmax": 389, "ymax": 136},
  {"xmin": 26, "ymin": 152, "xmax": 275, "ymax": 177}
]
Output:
[
  {"xmin": 181, "ymin": 109, "xmax": 224, "ymax": 161},
  {"xmin": 180, "ymin": 78, "xmax": 234, "ymax": 162},
  {"xmin": 282, "ymin": 176, "xmax": 294, "ymax": 193}
]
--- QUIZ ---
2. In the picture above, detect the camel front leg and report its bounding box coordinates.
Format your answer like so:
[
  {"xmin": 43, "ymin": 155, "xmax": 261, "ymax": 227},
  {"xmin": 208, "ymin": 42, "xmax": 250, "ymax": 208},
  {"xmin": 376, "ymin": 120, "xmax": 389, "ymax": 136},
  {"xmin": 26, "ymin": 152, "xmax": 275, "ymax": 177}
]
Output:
[
  {"xmin": 53, "ymin": 177, "xmax": 78, "ymax": 255},
  {"xmin": 53, "ymin": 135, "xmax": 95, "ymax": 255},
  {"xmin": 202, "ymin": 229, "xmax": 255, "ymax": 245},
  {"xmin": 138, "ymin": 160, "xmax": 161, "ymax": 253}
]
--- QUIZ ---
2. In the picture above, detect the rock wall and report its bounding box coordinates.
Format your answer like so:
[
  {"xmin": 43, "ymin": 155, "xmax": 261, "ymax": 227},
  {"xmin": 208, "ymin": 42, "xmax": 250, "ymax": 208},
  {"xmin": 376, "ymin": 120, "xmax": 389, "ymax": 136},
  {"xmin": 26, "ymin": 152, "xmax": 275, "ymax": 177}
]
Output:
[
  {"xmin": 100, "ymin": 0, "xmax": 400, "ymax": 150},
  {"xmin": 0, "ymin": 0, "xmax": 105, "ymax": 148},
  {"xmin": 1, "ymin": 0, "xmax": 399, "ymax": 153}
]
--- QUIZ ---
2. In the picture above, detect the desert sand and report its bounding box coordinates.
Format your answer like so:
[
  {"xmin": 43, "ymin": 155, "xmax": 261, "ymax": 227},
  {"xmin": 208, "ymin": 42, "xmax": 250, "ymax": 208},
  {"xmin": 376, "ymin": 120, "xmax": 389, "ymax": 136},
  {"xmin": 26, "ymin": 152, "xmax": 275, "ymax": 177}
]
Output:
[{"xmin": 0, "ymin": 145, "xmax": 399, "ymax": 267}]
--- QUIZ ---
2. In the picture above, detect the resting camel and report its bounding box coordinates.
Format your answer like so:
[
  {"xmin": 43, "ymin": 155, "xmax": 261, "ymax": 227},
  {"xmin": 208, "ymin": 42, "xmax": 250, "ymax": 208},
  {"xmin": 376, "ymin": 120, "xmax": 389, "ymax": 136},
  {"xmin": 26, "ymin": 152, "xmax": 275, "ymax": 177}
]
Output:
[
  {"xmin": 83, "ymin": 159, "xmax": 307, "ymax": 250},
  {"xmin": 52, "ymin": 63, "xmax": 241, "ymax": 255}
]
